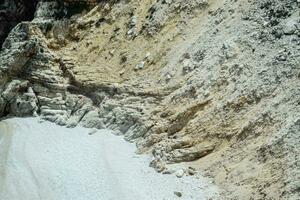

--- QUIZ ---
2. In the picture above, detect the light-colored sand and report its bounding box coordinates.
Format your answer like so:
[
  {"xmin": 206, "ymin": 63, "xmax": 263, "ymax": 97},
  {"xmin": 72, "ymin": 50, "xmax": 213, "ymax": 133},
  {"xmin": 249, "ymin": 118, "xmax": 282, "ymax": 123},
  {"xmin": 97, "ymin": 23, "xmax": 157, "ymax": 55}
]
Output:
[{"xmin": 0, "ymin": 118, "xmax": 218, "ymax": 200}]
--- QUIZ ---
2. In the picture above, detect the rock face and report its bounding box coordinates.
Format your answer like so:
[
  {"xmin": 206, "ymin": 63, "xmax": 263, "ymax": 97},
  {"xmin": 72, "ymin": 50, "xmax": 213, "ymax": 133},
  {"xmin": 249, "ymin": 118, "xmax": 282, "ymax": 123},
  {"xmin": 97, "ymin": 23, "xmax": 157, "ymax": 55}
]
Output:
[
  {"xmin": 0, "ymin": 0, "xmax": 101, "ymax": 48},
  {"xmin": 0, "ymin": 0, "xmax": 300, "ymax": 199},
  {"xmin": 0, "ymin": 0, "xmax": 38, "ymax": 48}
]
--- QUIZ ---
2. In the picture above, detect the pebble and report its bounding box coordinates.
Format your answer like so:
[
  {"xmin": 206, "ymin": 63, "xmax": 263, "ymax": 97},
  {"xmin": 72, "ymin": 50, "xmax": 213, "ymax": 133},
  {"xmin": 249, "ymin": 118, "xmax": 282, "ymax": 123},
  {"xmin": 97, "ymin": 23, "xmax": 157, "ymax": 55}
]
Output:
[
  {"xmin": 175, "ymin": 169, "xmax": 185, "ymax": 178},
  {"xmin": 130, "ymin": 16, "xmax": 137, "ymax": 27},
  {"xmin": 144, "ymin": 52, "xmax": 151, "ymax": 60},
  {"xmin": 283, "ymin": 18, "xmax": 298, "ymax": 35},
  {"xmin": 135, "ymin": 61, "xmax": 145, "ymax": 70},
  {"xmin": 182, "ymin": 59, "xmax": 194, "ymax": 74},
  {"xmin": 174, "ymin": 191, "xmax": 182, "ymax": 197},
  {"xmin": 165, "ymin": 74, "xmax": 172, "ymax": 81},
  {"xmin": 277, "ymin": 54, "xmax": 287, "ymax": 61}
]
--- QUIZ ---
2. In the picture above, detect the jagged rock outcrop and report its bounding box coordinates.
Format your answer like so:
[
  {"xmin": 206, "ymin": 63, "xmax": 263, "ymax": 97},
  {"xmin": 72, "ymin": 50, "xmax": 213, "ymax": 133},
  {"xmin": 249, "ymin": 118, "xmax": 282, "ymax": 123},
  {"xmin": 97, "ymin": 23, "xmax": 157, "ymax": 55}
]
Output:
[
  {"xmin": 0, "ymin": 0, "xmax": 38, "ymax": 47},
  {"xmin": 0, "ymin": 0, "xmax": 102, "ymax": 48},
  {"xmin": 0, "ymin": 0, "xmax": 299, "ymax": 199}
]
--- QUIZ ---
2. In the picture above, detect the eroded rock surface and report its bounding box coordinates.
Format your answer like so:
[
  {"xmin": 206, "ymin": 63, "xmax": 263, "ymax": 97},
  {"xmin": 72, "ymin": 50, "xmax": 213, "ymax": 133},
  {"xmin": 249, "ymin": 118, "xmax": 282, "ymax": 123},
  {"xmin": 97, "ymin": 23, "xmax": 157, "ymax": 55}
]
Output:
[
  {"xmin": 0, "ymin": 0, "xmax": 299, "ymax": 199},
  {"xmin": 0, "ymin": 0, "xmax": 38, "ymax": 47}
]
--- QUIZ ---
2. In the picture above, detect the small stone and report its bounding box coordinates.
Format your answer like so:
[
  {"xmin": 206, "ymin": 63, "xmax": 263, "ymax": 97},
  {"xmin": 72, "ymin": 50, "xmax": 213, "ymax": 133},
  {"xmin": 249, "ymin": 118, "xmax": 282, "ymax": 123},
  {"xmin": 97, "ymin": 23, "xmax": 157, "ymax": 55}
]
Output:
[
  {"xmin": 182, "ymin": 59, "xmax": 194, "ymax": 74},
  {"xmin": 130, "ymin": 16, "xmax": 137, "ymax": 27},
  {"xmin": 187, "ymin": 167, "xmax": 197, "ymax": 176},
  {"xmin": 174, "ymin": 191, "xmax": 182, "ymax": 197},
  {"xmin": 175, "ymin": 169, "xmax": 185, "ymax": 178},
  {"xmin": 88, "ymin": 128, "xmax": 98, "ymax": 135},
  {"xmin": 154, "ymin": 161, "xmax": 166, "ymax": 173},
  {"xmin": 204, "ymin": 90, "xmax": 210, "ymax": 97},
  {"xmin": 149, "ymin": 159, "xmax": 166, "ymax": 173},
  {"xmin": 127, "ymin": 29, "xmax": 135, "ymax": 35},
  {"xmin": 135, "ymin": 61, "xmax": 145, "ymax": 70},
  {"xmin": 165, "ymin": 74, "xmax": 172, "ymax": 81},
  {"xmin": 103, "ymin": 3, "xmax": 110, "ymax": 11},
  {"xmin": 119, "ymin": 70, "xmax": 125, "ymax": 76},
  {"xmin": 145, "ymin": 52, "xmax": 151, "ymax": 60},
  {"xmin": 283, "ymin": 18, "xmax": 298, "ymax": 35},
  {"xmin": 263, "ymin": 21, "xmax": 269, "ymax": 27},
  {"xmin": 277, "ymin": 55, "xmax": 287, "ymax": 61},
  {"xmin": 109, "ymin": 49, "xmax": 115, "ymax": 56}
]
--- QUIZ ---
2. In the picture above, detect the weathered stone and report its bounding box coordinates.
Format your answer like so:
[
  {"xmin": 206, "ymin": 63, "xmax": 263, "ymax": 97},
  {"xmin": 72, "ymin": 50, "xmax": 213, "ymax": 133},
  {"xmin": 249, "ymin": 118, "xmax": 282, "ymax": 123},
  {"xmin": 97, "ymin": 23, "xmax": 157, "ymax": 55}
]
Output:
[
  {"xmin": 150, "ymin": 158, "xmax": 166, "ymax": 173},
  {"xmin": 135, "ymin": 61, "xmax": 145, "ymax": 70},
  {"xmin": 174, "ymin": 191, "xmax": 182, "ymax": 197},
  {"xmin": 175, "ymin": 169, "xmax": 185, "ymax": 178},
  {"xmin": 10, "ymin": 88, "xmax": 38, "ymax": 117},
  {"xmin": 283, "ymin": 18, "xmax": 299, "ymax": 35},
  {"xmin": 168, "ymin": 145, "xmax": 215, "ymax": 163},
  {"xmin": 80, "ymin": 110, "xmax": 105, "ymax": 129}
]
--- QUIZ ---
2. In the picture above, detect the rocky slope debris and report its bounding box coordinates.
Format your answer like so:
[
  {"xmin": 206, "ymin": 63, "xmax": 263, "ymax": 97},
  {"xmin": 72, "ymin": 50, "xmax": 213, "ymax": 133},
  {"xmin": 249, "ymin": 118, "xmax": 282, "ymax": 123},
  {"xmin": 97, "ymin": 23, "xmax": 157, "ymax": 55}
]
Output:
[{"xmin": 0, "ymin": 0, "xmax": 299, "ymax": 199}]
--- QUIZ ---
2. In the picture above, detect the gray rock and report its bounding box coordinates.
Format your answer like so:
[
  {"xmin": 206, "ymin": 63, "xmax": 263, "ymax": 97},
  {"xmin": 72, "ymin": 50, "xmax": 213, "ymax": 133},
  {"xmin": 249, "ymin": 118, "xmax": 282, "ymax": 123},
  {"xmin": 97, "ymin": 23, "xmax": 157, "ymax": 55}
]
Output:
[
  {"xmin": 182, "ymin": 59, "xmax": 195, "ymax": 74},
  {"xmin": 150, "ymin": 158, "xmax": 166, "ymax": 173},
  {"xmin": 80, "ymin": 110, "xmax": 105, "ymax": 129},
  {"xmin": 283, "ymin": 18, "xmax": 299, "ymax": 35},
  {"xmin": 187, "ymin": 167, "xmax": 197, "ymax": 176},
  {"xmin": 175, "ymin": 169, "xmax": 185, "ymax": 178},
  {"xmin": 135, "ymin": 61, "xmax": 145, "ymax": 70},
  {"xmin": 174, "ymin": 191, "xmax": 182, "ymax": 197}
]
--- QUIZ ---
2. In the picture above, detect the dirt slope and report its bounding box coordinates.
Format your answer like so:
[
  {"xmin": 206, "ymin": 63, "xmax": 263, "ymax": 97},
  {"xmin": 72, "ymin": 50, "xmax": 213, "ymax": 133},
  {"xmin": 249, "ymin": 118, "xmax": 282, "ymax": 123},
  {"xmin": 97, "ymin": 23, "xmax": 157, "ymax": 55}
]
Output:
[{"xmin": 0, "ymin": 0, "xmax": 299, "ymax": 199}]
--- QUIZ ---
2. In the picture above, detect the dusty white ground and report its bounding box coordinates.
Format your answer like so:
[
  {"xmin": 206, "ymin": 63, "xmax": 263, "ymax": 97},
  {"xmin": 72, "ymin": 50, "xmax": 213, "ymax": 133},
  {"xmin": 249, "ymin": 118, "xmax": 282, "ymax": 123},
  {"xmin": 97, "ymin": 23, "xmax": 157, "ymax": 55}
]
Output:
[{"xmin": 0, "ymin": 118, "xmax": 219, "ymax": 200}]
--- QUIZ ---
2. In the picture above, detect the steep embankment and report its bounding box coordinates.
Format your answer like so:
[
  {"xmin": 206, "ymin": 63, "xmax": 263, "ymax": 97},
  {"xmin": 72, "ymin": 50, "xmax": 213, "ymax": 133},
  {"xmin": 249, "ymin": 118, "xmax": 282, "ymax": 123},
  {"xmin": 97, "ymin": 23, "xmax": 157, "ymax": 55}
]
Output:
[{"xmin": 0, "ymin": 0, "xmax": 299, "ymax": 199}]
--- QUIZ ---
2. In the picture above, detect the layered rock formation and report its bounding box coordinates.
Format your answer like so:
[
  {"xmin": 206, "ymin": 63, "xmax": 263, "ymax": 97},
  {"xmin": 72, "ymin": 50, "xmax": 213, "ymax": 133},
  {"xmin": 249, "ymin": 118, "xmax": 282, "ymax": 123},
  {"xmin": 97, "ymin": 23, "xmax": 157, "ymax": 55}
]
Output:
[
  {"xmin": 0, "ymin": 0, "xmax": 100, "ymax": 48},
  {"xmin": 0, "ymin": 0, "xmax": 299, "ymax": 199}
]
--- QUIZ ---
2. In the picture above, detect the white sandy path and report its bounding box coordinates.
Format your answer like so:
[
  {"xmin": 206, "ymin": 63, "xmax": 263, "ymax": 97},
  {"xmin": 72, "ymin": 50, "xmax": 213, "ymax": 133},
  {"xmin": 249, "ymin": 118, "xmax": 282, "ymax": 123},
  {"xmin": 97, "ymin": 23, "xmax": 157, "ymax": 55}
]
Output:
[{"xmin": 0, "ymin": 118, "xmax": 219, "ymax": 200}]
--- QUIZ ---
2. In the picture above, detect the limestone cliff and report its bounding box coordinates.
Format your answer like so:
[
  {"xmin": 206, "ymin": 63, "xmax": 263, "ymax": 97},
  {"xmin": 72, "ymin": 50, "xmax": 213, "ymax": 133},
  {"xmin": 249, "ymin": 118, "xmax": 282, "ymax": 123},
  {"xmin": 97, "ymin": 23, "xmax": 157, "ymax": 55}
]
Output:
[{"xmin": 0, "ymin": 0, "xmax": 299, "ymax": 199}]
